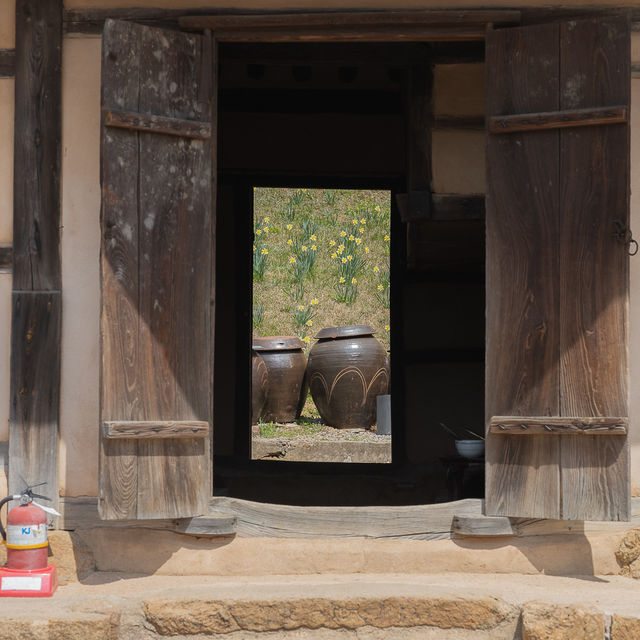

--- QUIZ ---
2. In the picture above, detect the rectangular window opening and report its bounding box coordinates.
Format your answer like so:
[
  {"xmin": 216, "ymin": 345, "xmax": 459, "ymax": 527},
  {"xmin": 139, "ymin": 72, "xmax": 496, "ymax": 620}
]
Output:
[{"xmin": 251, "ymin": 187, "xmax": 392, "ymax": 464}]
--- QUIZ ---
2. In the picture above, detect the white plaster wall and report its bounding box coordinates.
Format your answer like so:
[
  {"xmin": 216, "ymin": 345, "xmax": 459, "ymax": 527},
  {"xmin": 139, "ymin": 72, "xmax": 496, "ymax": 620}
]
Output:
[
  {"xmin": 0, "ymin": 0, "xmax": 14, "ymax": 49},
  {"xmin": 0, "ymin": 79, "xmax": 14, "ymax": 244},
  {"xmin": 59, "ymin": 36, "xmax": 101, "ymax": 497}
]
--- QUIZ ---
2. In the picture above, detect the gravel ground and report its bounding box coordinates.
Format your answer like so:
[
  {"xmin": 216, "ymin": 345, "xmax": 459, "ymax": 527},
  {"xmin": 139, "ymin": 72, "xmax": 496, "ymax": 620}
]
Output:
[{"xmin": 253, "ymin": 422, "xmax": 391, "ymax": 444}]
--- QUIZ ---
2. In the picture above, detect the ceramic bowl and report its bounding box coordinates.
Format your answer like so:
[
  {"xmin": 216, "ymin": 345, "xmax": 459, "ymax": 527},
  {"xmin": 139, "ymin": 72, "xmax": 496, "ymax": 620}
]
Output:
[{"xmin": 455, "ymin": 439, "xmax": 485, "ymax": 459}]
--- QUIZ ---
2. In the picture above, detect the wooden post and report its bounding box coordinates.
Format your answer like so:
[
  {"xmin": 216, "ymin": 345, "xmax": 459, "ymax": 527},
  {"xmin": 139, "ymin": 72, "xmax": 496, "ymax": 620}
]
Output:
[{"xmin": 9, "ymin": 0, "xmax": 62, "ymax": 515}]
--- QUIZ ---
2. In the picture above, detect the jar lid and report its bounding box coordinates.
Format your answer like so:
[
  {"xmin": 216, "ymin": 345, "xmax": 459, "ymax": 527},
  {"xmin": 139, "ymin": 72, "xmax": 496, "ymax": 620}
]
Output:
[
  {"xmin": 253, "ymin": 336, "xmax": 305, "ymax": 351},
  {"xmin": 314, "ymin": 324, "xmax": 375, "ymax": 340}
]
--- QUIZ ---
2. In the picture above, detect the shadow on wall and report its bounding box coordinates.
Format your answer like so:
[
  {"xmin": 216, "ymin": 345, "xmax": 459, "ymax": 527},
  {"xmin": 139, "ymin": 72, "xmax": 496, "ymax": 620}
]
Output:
[{"xmin": 452, "ymin": 522, "xmax": 610, "ymax": 580}]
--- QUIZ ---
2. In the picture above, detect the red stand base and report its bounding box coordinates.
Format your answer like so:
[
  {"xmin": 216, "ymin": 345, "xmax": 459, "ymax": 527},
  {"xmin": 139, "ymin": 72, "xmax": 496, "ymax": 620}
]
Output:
[{"xmin": 0, "ymin": 565, "xmax": 57, "ymax": 597}]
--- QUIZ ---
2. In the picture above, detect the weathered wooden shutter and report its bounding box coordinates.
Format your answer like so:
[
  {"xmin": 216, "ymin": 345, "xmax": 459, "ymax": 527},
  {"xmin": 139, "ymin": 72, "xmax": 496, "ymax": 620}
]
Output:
[
  {"xmin": 486, "ymin": 18, "xmax": 630, "ymax": 520},
  {"xmin": 99, "ymin": 19, "xmax": 214, "ymax": 519}
]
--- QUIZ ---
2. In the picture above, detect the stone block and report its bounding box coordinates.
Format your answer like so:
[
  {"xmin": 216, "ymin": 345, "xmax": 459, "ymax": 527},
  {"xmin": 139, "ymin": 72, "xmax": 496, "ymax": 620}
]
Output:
[{"xmin": 522, "ymin": 602, "xmax": 604, "ymax": 640}]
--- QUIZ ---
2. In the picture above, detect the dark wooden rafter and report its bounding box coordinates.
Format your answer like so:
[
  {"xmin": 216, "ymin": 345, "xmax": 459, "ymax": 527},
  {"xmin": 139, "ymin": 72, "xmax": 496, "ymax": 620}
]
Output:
[
  {"xmin": 9, "ymin": 0, "xmax": 62, "ymax": 516},
  {"xmin": 0, "ymin": 49, "xmax": 15, "ymax": 77}
]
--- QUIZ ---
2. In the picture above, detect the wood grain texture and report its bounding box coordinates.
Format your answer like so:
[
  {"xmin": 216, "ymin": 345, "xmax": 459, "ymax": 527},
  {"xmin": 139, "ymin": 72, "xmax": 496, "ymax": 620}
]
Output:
[
  {"xmin": 99, "ymin": 19, "xmax": 143, "ymax": 521},
  {"xmin": 489, "ymin": 416, "xmax": 628, "ymax": 435},
  {"xmin": 193, "ymin": 26, "xmax": 487, "ymax": 43},
  {"xmin": 180, "ymin": 11, "xmax": 521, "ymax": 31},
  {"xmin": 451, "ymin": 515, "xmax": 515, "ymax": 537},
  {"xmin": 13, "ymin": 0, "xmax": 61, "ymax": 291},
  {"xmin": 135, "ymin": 22, "xmax": 211, "ymax": 521},
  {"xmin": 485, "ymin": 23, "xmax": 561, "ymax": 519},
  {"xmin": 58, "ymin": 495, "xmax": 640, "ymax": 538},
  {"xmin": 103, "ymin": 108, "xmax": 212, "ymax": 139},
  {"xmin": 559, "ymin": 18, "xmax": 630, "ymax": 521},
  {"xmin": 489, "ymin": 106, "xmax": 627, "ymax": 134},
  {"xmin": 100, "ymin": 20, "xmax": 212, "ymax": 520},
  {"xmin": 103, "ymin": 421, "xmax": 209, "ymax": 439},
  {"xmin": 0, "ymin": 49, "xmax": 15, "ymax": 77},
  {"xmin": 8, "ymin": 292, "xmax": 60, "ymax": 515},
  {"xmin": 208, "ymin": 497, "xmax": 483, "ymax": 540},
  {"xmin": 59, "ymin": 497, "xmax": 236, "ymax": 535}
]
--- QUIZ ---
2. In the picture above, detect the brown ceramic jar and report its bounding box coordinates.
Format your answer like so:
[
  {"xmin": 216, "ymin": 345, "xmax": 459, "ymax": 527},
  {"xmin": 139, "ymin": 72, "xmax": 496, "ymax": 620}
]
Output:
[
  {"xmin": 307, "ymin": 325, "xmax": 390, "ymax": 430},
  {"xmin": 251, "ymin": 350, "xmax": 269, "ymax": 425},
  {"xmin": 253, "ymin": 336, "xmax": 307, "ymax": 423}
]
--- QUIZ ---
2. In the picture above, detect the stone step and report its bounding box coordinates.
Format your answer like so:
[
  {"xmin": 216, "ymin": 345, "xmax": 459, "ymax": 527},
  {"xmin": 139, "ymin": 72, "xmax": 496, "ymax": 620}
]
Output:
[{"xmin": 0, "ymin": 573, "xmax": 639, "ymax": 639}]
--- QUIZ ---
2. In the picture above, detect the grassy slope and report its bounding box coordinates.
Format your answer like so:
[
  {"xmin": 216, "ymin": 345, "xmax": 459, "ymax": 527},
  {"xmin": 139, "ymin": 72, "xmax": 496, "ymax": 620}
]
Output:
[{"xmin": 252, "ymin": 187, "xmax": 391, "ymax": 352}]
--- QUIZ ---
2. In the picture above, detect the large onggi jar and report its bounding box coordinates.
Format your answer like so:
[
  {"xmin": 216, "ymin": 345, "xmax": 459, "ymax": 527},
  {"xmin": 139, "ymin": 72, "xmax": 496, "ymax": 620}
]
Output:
[
  {"xmin": 251, "ymin": 350, "xmax": 269, "ymax": 425},
  {"xmin": 307, "ymin": 325, "xmax": 389, "ymax": 430},
  {"xmin": 252, "ymin": 336, "xmax": 307, "ymax": 423}
]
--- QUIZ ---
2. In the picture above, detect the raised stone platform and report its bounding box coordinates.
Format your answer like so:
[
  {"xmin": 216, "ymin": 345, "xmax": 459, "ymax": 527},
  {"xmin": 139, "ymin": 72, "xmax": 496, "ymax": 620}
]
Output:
[{"xmin": 1, "ymin": 573, "xmax": 640, "ymax": 639}]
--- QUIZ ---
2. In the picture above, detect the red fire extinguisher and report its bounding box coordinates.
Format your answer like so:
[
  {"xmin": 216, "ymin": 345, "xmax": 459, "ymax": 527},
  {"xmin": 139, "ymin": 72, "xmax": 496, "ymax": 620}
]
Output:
[{"xmin": 0, "ymin": 483, "xmax": 60, "ymax": 597}]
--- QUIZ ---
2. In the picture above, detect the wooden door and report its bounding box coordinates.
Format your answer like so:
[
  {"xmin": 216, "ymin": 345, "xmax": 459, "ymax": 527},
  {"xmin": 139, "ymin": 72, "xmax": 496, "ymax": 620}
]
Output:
[
  {"xmin": 99, "ymin": 19, "xmax": 215, "ymax": 519},
  {"xmin": 485, "ymin": 17, "xmax": 630, "ymax": 520}
]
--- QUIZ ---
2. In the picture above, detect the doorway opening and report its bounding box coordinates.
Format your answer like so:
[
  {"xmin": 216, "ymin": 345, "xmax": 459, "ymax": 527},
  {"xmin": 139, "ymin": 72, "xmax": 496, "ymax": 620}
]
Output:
[{"xmin": 212, "ymin": 40, "xmax": 486, "ymax": 505}]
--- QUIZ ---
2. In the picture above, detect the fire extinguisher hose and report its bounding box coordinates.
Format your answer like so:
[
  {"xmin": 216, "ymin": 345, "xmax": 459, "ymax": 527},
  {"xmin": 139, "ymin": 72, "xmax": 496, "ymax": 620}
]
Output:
[{"xmin": 0, "ymin": 495, "xmax": 17, "ymax": 542}]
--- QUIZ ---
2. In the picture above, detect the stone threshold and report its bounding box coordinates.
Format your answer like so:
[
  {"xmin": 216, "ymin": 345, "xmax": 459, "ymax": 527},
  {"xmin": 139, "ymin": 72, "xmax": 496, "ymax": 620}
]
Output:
[{"xmin": 3, "ymin": 572, "xmax": 640, "ymax": 639}]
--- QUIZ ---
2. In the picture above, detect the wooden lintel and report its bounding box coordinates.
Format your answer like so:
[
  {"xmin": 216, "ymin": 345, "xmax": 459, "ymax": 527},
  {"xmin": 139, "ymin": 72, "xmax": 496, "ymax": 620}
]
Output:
[
  {"xmin": 179, "ymin": 11, "xmax": 521, "ymax": 31},
  {"xmin": 103, "ymin": 109, "xmax": 212, "ymax": 140},
  {"xmin": 103, "ymin": 421, "xmax": 210, "ymax": 439},
  {"xmin": 0, "ymin": 49, "xmax": 15, "ymax": 77},
  {"xmin": 0, "ymin": 245, "xmax": 12, "ymax": 272},
  {"xmin": 489, "ymin": 416, "xmax": 628, "ymax": 435},
  {"xmin": 204, "ymin": 26, "xmax": 486, "ymax": 43},
  {"xmin": 489, "ymin": 106, "xmax": 628, "ymax": 134}
]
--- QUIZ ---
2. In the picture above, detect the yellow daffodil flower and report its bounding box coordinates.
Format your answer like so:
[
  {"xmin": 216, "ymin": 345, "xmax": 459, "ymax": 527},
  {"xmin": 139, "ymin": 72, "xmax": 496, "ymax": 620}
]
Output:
[
  {"xmin": 264, "ymin": 217, "xmax": 270, "ymax": 223},
  {"xmin": 331, "ymin": 252, "xmax": 338, "ymax": 259},
  {"xmin": 374, "ymin": 266, "xmax": 380, "ymax": 273},
  {"xmin": 339, "ymin": 277, "xmax": 346, "ymax": 283},
  {"xmin": 351, "ymin": 277, "xmax": 357, "ymax": 284},
  {"xmin": 286, "ymin": 224, "xmax": 293, "ymax": 230},
  {"xmin": 311, "ymin": 298, "xmax": 318, "ymax": 305},
  {"xmin": 310, "ymin": 234, "xmax": 317, "ymax": 241},
  {"xmin": 384, "ymin": 234, "xmax": 390, "ymax": 241},
  {"xmin": 385, "ymin": 325, "xmax": 390, "ymax": 331},
  {"xmin": 377, "ymin": 284, "xmax": 384, "ymax": 291},
  {"xmin": 306, "ymin": 320, "xmax": 313, "ymax": 326},
  {"xmin": 301, "ymin": 245, "xmax": 308, "ymax": 252},
  {"xmin": 261, "ymin": 248, "xmax": 268, "ymax": 255},
  {"xmin": 289, "ymin": 257, "xmax": 296, "ymax": 263},
  {"xmin": 256, "ymin": 229, "xmax": 262, "ymax": 236},
  {"xmin": 360, "ymin": 218, "xmax": 366, "ymax": 224},
  {"xmin": 329, "ymin": 240, "xmax": 336, "ymax": 246},
  {"xmin": 298, "ymin": 305, "xmax": 304, "ymax": 311},
  {"xmin": 365, "ymin": 247, "xmax": 370, "ymax": 253},
  {"xmin": 340, "ymin": 230, "xmax": 347, "ymax": 237},
  {"xmin": 347, "ymin": 255, "xmax": 353, "ymax": 261},
  {"xmin": 341, "ymin": 257, "xmax": 347, "ymax": 264},
  {"xmin": 355, "ymin": 238, "xmax": 362, "ymax": 245},
  {"xmin": 349, "ymin": 234, "xmax": 355, "ymax": 241}
]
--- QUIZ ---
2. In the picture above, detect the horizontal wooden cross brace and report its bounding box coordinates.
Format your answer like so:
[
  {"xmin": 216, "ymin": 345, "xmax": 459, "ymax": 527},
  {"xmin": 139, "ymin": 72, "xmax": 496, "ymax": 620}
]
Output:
[
  {"xmin": 103, "ymin": 421, "xmax": 209, "ymax": 439},
  {"xmin": 489, "ymin": 416, "xmax": 628, "ymax": 435},
  {"xmin": 489, "ymin": 106, "xmax": 627, "ymax": 134},
  {"xmin": 103, "ymin": 109, "xmax": 212, "ymax": 139}
]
